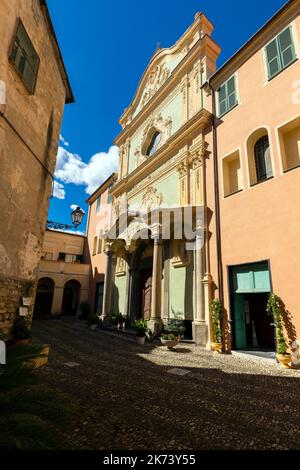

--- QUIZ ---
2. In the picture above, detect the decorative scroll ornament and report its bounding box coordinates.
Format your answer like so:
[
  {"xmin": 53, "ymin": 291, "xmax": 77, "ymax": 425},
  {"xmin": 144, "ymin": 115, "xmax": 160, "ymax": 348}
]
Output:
[
  {"xmin": 190, "ymin": 142, "xmax": 206, "ymax": 169},
  {"xmin": 139, "ymin": 186, "xmax": 163, "ymax": 213},
  {"xmin": 140, "ymin": 65, "xmax": 171, "ymax": 108},
  {"xmin": 176, "ymin": 158, "xmax": 189, "ymax": 177}
]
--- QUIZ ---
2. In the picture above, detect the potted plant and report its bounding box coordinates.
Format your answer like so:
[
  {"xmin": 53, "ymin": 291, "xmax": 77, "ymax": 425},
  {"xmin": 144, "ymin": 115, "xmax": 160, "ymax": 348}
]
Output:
[
  {"xmin": 115, "ymin": 313, "xmax": 126, "ymax": 331},
  {"xmin": 87, "ymin": 313, "xmax": 100, "ymax": 330},
  {"xmin": 12, "ymin": 318, "xmax": 31, "ymax": 345},
  {"xmin": 211, "ymin": 299, "xmax": 223, "ymax": 353},
  {"xmin": 267, "ymin": 293, "xmax": 291, "ymax": 368},
  {"xmin": 133, "ymin": 320, "xmax": 148, "ymax": 345},
  {"xmin": 160, "ymin": 319, "xmax": 185, "ymax": 350}
]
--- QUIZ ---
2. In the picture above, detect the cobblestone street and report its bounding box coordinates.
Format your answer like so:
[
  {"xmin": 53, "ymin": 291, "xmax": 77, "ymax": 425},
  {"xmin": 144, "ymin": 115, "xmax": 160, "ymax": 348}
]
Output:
[{"xmin": 33, "ymin": 318, "xmax": 300, "ymax": 450}]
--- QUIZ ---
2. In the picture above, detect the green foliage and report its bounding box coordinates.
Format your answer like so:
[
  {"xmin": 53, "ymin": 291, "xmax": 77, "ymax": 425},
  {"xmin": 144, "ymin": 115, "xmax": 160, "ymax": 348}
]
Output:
[
  {"xmin": 115, "ymin": 313, "xmax": 126, "ymax": 323},
  {"xmin": 78, "ymin": 301, "xmax": 91, "ymax": 320},
  {"xmin": 12, "ymin": 318, "xmax": 31, "ymax": 340},
  {"xmin": 0, "ymin": 344, "xmax": 75, "ymax": 450},
  {"xmin": 133, "ymin": 320, "xmax": 148, "ymax": 337},
  {"xmin": 161, "ymin": 333, "xmax": 177, "ymax": 341},
  {"xmin": 87, "ymin": 313, "xmax": 99, "ymax": 326},
  {"xmin": 163, "ymin": 319, "xmax": 185, "ymax": 337},
  {"xmin": 211, "ymin": 299, "xmax": 222, "ymax": 343},
  {"xmin": 267, "ymin": 293, "xmax": 287, "ymax": 355}
]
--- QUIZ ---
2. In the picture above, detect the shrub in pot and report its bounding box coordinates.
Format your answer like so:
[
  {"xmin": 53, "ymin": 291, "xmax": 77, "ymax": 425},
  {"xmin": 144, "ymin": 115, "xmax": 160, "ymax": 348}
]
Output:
[
  {"xmin": 87, "ymin": 314, "xmax": 100, "ymax": 330},
  {"xmin": 211, "ymin": 299, "xmax": 223, "ymax": 353},
  {"xmin": 133, "ymin": 320, "xmax": 148, "ymax": 345},
  {"xmin": 115, "ymin": 313, "xmax": 126, "ymax": 331},
  {"xmin": 267, "ymin": 293, "xmax": 291, "ymax": 368}
]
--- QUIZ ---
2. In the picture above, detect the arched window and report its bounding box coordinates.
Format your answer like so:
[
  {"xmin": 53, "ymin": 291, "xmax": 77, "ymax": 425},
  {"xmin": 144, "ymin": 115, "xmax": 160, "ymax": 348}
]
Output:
[
  {"xmin": 254, "ymin": 135, "xmax": 272, "ymax": 182},
  {"xmin": 146, "ymin": 131, "xmax": 161, "ymax": 157}
]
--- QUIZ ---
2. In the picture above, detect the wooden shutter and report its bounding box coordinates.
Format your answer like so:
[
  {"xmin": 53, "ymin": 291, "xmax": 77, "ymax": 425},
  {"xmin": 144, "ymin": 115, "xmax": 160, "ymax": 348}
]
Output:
[
  {"xmin": 266, "ymin": 38, "xmax": 281, "ymax": 79},
  {"xmin": 218, "ymin": 83, "xmax": 227, "ymax": 116},
  {"xmin": 227, "ymin": 76, "xmax": 237, "ymax": 110},
  {"xmin": 278, "ymin": 27, "xmax": 296, "ymax": 69}
]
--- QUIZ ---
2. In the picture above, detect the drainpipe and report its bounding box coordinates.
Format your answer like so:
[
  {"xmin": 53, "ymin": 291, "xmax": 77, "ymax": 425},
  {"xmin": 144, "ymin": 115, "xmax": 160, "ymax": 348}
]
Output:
[{"xmin": 208, "ymin": 82, "xmax": 224, "ymax": 307}]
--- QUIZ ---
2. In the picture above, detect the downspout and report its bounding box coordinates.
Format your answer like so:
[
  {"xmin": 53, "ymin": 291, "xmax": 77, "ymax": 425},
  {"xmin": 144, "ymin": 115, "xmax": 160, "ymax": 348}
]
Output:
[{"xmin": 208, "ymin": 82, "xmax": 224, "ymax": 307}]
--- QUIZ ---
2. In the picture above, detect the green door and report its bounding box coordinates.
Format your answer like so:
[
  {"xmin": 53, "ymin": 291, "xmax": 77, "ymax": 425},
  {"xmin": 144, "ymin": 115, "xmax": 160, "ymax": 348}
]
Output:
[
  {"xmin": 231, "ymin": 262, "xmax": 271, "ymax": 350},
  {"xmin": 234, "ymin": 294, "xmax": 247, "ymax": 349}
]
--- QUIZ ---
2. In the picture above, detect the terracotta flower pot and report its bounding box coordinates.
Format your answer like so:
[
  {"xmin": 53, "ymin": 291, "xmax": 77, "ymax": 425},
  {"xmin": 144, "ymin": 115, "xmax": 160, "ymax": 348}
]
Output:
[
  {"xmin": 211, "ymin": 342, "xmax": 222, "ymax": 353},
  {"xmin": 136, "ymin": 336, "xmax": 146, "ymax": 345},
  {"xmin": 276, "ymin": 353, "xmax": 292, "ymax": 369}
]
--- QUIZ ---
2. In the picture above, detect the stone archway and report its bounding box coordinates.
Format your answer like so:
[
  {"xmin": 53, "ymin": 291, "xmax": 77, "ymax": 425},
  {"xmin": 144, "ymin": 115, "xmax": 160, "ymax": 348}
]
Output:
[
  {"xmin": 61, "ymin": 280, "xmax": 81, "ymax": 316},
  {"xmin": 33, "ymin": 277, "xmax": 55, "ymax": 319}
]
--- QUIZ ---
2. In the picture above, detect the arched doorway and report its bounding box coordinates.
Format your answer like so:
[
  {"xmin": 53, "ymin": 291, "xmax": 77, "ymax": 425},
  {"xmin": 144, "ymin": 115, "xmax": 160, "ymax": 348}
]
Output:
[
  {"xmin": 61, "ymin": 280, "xmax": 81, "ymax": 316},
  {"xmin": 33, "ymin": 277, "xmax": 55, "ymax": 319}
]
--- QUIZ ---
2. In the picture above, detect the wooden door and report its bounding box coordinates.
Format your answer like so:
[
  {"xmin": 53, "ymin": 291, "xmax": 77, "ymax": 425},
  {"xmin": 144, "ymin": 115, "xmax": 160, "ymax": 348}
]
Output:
[{"xmin": 140, "ymin": 268, "xmax": 152, "ymax": 320}]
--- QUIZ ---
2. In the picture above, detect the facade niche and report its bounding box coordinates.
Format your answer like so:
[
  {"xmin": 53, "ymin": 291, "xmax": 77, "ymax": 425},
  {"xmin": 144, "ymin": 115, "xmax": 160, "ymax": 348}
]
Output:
[
  {"xmin": 222, "ymin": 150, "xmax": 242, "ymax": 196},
  {"xmin": 278, "ymin": 116, "xmax": 300, "ymax": 172}
]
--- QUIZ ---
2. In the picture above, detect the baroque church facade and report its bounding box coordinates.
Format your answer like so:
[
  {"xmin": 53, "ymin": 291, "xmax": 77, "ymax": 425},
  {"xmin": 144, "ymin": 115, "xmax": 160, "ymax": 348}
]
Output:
[{"xmin": 101, "ymin": 13, "xmax": 221, "ymax": 346}]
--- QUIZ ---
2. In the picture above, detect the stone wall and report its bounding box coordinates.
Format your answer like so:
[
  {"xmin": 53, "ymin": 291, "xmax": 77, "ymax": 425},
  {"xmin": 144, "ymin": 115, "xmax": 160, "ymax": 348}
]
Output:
[
  {"xmin": 0, "ymin": 0, "xmax": 70, "ymax": 335},
  {"xmin": 0, "ymin": 277, "xmax": 24, "ymax": 335}
]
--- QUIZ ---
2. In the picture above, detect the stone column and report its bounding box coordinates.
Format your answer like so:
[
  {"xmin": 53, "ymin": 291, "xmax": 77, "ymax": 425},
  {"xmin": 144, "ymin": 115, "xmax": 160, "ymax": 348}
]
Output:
[
  {"xmin": 51, "ymin": 285, "xmax": 64, "ymax": 317},
  {"xmin": 193, "ymin": 229, "xmax": 208, "ymax": 346},
  {"xmin": 148, "ymin": 238, "xmax": 164, "ymax": 336},
  {"xmin": 101, "ymin": 245, "xmax": 114, "ymax": 326}
]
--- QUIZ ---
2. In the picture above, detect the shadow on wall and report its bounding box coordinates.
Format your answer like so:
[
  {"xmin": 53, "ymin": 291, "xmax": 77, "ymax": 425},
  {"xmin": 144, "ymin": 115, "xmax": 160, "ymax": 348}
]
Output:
[
  {"xmin": 279, "ymin": 297, "xmax": 298, "ymax": 347},
  {"xmin": 111, "ymin": 283, "xmax": 120, "ymax": 316}
]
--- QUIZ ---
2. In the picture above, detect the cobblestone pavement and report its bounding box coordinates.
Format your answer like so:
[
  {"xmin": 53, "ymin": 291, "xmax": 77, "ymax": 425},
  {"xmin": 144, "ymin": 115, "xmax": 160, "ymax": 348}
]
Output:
[{"xmin": 32, "ymin": 318, "xmax": 300, "ymax": 450}]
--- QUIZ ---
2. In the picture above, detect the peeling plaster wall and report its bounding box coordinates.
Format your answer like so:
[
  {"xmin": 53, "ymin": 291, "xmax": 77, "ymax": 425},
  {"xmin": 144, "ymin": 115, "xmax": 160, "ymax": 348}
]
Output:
[{"xmin": 0, "ymin": 0, "xmax": 67, "ymax": 335}]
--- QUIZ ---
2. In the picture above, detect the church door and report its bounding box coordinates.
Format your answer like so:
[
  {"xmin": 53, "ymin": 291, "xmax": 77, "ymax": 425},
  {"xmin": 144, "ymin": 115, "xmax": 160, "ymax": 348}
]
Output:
[{"xmin": 140, "ymin": 268, "xmax": 152, "ymax": 321}]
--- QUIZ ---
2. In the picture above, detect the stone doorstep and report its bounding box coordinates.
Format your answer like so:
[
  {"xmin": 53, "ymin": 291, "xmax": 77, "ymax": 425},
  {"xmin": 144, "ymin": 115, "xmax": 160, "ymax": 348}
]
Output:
[{"xmin": 232, "ymin": 350, "xmax": 277, "ymax": 365}]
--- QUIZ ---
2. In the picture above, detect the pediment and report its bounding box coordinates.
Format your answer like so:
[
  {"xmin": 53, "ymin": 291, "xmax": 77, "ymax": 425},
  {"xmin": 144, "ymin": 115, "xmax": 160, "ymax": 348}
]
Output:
[{"xmin": 119, "ymin": 13, "xmax": 215, "ymax": 128}]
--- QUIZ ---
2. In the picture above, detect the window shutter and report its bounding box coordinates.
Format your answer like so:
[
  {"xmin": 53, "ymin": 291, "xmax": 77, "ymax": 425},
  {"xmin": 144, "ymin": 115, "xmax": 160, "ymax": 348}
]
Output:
[
  {"xmin": 218, "ymin": 83, "xmax": 227, "ymax": 116},
  {"xmin": 278, "ymin": 27, "xmax": 296, "ymax": 69},
  {"xmin": 227, "ymin": 76, "xmax": 237, "ymax": 109},
  {"xmin": 265, "ymin": 38, "xmax": 281, "ymax": 79}
]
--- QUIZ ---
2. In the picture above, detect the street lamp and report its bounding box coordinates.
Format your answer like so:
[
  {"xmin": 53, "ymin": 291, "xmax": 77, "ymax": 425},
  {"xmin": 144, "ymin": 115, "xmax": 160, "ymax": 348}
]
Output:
[
  {"xmin": 47, "ymin": 206, "xmax": 85, "ymax": 231},
  {"xmin": 71, "ymin": 206, "xmax": 85, "ymax": 229}
]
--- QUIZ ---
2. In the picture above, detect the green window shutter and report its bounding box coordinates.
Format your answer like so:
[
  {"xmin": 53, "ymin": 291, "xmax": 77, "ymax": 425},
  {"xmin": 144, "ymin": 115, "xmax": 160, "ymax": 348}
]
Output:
[
  {"xmin": 218, "ymin": 76, "xmax": 237, "ymax": 117},
  {"xmin": 265, "ymin": 38, "xmax": 281, "ymax": 79},
  {"xmin": 278, "ymin": 27, "xmax": 296, "ymax": 69},
  {"xmin": 218, "ymin": 83, "xmax": 227, "ymax": 116},
  {"xmin": 227, "ymin": 76, "xmax": 237, "ymax": 110}
]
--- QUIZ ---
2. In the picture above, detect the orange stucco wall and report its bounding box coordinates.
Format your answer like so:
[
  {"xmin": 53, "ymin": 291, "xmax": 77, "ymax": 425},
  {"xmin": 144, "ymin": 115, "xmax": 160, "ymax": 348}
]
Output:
[
  {"xmin": 206, "ymin": 11, "xmax": 300, "ymax": 343},
  {"xmin": 86, "ymin": 182, "xmax": 113, "ymax": 312}
]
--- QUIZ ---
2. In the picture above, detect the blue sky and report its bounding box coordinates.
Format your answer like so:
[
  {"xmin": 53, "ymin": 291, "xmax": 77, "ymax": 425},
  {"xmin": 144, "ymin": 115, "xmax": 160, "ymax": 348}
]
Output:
[{"xmin": 47, "ymin": 0, "xmax": 288, "ymax": 231}]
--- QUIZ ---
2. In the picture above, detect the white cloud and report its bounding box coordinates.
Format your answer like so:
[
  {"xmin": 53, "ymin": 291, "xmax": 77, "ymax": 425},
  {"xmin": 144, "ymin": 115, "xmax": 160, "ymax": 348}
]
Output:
[
  {"xmin": 59, "ymin": 134, "xmax": 69, "ymax": 147},
  {"xmin": 48, "ymin": 228, "xmax": 86, "ymax": 236},
  {"xmin": 53, "ymin": 180, "xmax": 65, "ymax": 200},
  {"xmin": 55, "ymin": 145, "xmax": 119, "ymax": 195}
]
